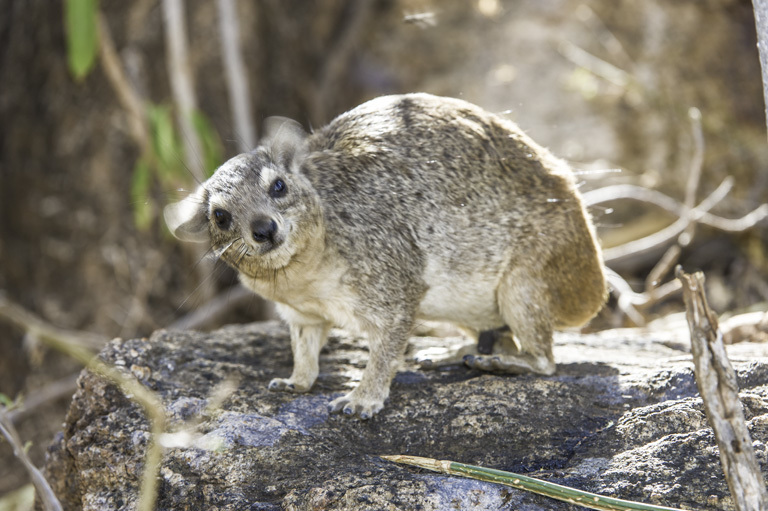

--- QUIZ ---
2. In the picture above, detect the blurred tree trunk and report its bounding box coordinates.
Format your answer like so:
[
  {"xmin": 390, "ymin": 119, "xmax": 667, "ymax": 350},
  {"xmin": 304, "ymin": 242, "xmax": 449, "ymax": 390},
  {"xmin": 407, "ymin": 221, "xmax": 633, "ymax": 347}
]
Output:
[{"xmin": 753, "ymin": 0, "xmax": 768, "ymax": 137}]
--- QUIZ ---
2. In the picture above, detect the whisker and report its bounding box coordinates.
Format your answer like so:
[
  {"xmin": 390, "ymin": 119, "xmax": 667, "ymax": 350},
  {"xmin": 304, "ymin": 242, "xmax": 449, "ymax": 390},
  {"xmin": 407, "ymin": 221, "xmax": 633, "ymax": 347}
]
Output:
[
  {"xmin": 175, "ymin": 259, "xmax": 230, "ymax": 313},
  {"xmin": 190, "ymin": 246, "xmax": 216, "ymax": 272}
]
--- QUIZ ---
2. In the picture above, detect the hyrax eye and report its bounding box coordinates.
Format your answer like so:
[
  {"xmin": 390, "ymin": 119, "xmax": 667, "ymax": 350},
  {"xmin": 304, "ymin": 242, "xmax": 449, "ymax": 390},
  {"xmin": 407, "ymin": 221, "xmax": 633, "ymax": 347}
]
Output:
[
  {"xmin": 269, "ymin": 179, "xmax": 287, "ymax": 198},
  {"xmin": 213, "ymin": 209, "xmax": 232, "ymax": 230}
]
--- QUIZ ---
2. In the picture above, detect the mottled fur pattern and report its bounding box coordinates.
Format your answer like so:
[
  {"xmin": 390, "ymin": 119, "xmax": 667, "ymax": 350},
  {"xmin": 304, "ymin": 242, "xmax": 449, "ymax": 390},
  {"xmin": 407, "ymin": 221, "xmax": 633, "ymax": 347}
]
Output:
[{"xmin": 165, "ymin": 93, "xmax": 607, "ymax": 419}]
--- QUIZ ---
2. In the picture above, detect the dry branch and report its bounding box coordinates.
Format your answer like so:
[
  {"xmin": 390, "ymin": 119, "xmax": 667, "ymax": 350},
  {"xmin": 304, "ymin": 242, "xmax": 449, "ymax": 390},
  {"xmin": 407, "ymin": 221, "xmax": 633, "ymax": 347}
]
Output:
[
  {"xmin": 217, "ymin": 0, "xmax": 256, "ymax": 151},
  {"xmin": 162, "ymin": 0, "xmax": 205, "ymax": 183},
  {"xmin": 586, "ymin": 105, "xmax": 766, "ymax": 276},
  {"xmin": 0, "ymin": 293, "xmax": 167, "ymax": 511},
  {"xmin": 6, "ymin": 373, "xmax": 79, "ymax": 425},
  {"xmin": 588, "ymin": 178, "xmax": 768, "ymax": 271},
  {"xmin": 677, "ymin": 268, "xmax": 768, "ymax": 511},
  {"xmin": 0, "ymin": 293, "xmax": 107, "ymax": 351},
  {"xmin": 98, "ymin": 13, "xmax": 149, "ymax": 151},
  {"xmin": 0, "ymin": 410, "xmax": 63, "ymax": 511},
  {"xmin": 753, "ymin": 0, "xmax": 768, "ymax": 136}
]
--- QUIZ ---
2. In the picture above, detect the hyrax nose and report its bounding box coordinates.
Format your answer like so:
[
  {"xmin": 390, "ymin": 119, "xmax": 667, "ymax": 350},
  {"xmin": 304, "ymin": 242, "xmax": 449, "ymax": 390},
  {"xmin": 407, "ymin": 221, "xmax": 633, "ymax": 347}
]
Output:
[{"xmin": 251, "ymin": 216, "xmax": 278, "ymax": 243}]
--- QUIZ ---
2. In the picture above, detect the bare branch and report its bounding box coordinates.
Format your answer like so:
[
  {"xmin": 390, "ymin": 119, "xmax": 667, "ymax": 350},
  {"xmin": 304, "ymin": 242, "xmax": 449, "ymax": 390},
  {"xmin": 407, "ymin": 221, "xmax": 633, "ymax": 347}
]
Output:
[
  {"xmin": 721, "ymin": 311, "xmax": 768, "ymax": 344},
  {"xmin": 698, "ymin": 204, "xmax": 768, "ymax": 232},
  {"xmin": 605, "ymin": 268, "xmax": 683, "ymax": 326},
  {"xmin": 0, "ymin": 293, "xmax": 166, "ymax": 511},
  {"xmin": 0, "ymin": 292, "xmax": 107, "ymax": 351},
  {"xmin": 587, "ymin": 104, "xmax": 767, "ymax": 275},
  {"xmin": 752, "ymin": 0, "xmax": 768, "ymax": 136},
  {"xmin": 162, "ymin": 0, "xmax": 206, "ymax": 182},
  {"xmin": 217, "ymin": 0, "xmax": 257, "ymax": 151},
  {"xmin": 677, "ymin": 268, "xmax": 768, "ymax": 511},
  {"xmin": 583, "ymin": 184, "xmax": 684, "ymax": 213},
  {"xmin": 645, "ymin": 245, "xmax": 681, "ymax": 291},
  {"xmin": 0, "ymin": 410, "xmax": 63, "ymax": 511},
  {"xmin": 597, "ymin": 178, "xmax": 726, "ymax": 269},
  {"xmin": 683, "ymin": 108, "xmax": 704, "ymax": 213},
  {"xmin": 98, "ymin": 14, "xmax": 149, "ymax": 150},
  {"xmin": 557, "ymin": 39, "xmax": 632, "ymax": 88},
  {"xmin": 6, "ymin": 373, "xmax": 79, "ymax": 425}
]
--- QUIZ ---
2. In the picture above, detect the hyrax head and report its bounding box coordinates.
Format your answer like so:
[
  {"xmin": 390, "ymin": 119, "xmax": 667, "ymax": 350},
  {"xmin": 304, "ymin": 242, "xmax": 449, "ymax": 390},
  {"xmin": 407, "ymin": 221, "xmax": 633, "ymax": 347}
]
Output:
[{"xmin": 164, "ymin": 118, "xmax": 322, "ymax": 278}]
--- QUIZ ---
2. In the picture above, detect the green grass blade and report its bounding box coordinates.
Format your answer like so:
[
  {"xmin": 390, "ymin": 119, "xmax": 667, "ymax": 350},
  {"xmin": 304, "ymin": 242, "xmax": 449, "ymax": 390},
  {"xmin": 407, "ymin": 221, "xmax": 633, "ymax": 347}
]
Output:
[{"xmin": 381, "ymin": 455, "xmax": 684, "ymax": 511}]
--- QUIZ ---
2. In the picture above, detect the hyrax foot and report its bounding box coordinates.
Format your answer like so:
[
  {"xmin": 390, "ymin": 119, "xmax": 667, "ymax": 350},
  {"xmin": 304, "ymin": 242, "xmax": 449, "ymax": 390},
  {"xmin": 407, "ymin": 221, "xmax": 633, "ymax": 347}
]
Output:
[
  {"xmin": 328, "ymin": 390, "xmax": 385, "ymax": 420},
  {"xmin": 414, "ymin": 340, "xmax": 476, "ymax": 369},
  {"xmin": 463, "ymin": 353, "xmax": 555, "ymax": 375},
  {"xmin": 268, "ymin": 377, "xmax": 312, "ymax": 393}
]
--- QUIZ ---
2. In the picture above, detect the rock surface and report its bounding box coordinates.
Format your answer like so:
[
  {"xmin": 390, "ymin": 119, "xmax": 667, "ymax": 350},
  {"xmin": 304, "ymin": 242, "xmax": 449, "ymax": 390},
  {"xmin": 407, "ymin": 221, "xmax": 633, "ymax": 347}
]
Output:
[{"xmin": 45, "ymin": 321, "xmax": 768, "ymax": 510}]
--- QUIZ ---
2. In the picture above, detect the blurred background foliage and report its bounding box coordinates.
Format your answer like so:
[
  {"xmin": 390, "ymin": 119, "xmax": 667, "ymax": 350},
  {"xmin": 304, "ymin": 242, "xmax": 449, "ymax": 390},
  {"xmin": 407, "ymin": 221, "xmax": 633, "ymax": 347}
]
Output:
[{"xmin": 1, "ymin": 0, "xmax": 767, "ymax": 500}]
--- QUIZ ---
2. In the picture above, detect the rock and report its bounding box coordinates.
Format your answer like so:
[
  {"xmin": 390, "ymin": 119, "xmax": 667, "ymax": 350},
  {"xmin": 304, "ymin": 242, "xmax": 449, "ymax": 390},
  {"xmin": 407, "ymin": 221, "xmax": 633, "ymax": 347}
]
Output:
[{"xmin": 44, "ymin": 321, "xmax": 768, "ymax": 510}]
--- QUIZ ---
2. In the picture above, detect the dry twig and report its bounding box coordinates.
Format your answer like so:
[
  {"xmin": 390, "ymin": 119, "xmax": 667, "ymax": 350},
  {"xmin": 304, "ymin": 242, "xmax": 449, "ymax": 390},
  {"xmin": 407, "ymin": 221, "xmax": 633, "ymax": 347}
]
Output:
[
  {"xmin": 0, "ymin": 293, "xmax": 167, "ymax": 511},
  {"xmin": 753, "ymin": 0, "xmax": 768, "ymax": 136},
  {"xmin": 585, "ymin": 177, "xmax": 768, "ymax": 271},
  {"xmin": 6, "ymin": 373, "xmax": 79, "ymax": 425},
  {"xmin": 162, "ymin": 0, "xmax": 206, "ymax": 183},
  {"xmin": 677, "ymin": 268, "xmax": 768, "ymax": 511},
  {"xmin": 217, "ymin": 0, "xmax": 257, "ymax": 151},
  {"xmin": 0, "ymin": 293, "xmax": 107, "ymax": 351},
  {"xmin": 0, "ymin": 408, "xmax": 63, "ymax": 511},
  {"xmin": 98, "ymin": 13, "xmax": 150, "ymax": 151},
  {"xmin": 585, "ymin": 107, "xmax": 767, "ymax": 275}
]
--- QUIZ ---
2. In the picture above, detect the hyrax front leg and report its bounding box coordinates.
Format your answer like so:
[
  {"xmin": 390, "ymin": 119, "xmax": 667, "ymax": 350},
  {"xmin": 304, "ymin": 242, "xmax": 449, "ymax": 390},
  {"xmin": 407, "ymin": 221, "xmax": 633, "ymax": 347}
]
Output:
[
  {"xmin": 269, "ymin": 322, "xmax": 329, "ymax": 392},
  {"xmin": 329, "ymin": 321, "xmax": 411, "ymax": 419},
  {"xmin": 464, "ymin": 267, "xmax": 556, "ymax": 376}
]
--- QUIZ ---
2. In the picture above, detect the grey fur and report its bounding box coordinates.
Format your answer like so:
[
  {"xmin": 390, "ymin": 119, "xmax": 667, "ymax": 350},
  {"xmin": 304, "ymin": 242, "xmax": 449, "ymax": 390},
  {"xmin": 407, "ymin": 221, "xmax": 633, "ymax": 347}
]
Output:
[{"xmin": 165, "ymin": 93, "xmax": 607, "ymax": 419}]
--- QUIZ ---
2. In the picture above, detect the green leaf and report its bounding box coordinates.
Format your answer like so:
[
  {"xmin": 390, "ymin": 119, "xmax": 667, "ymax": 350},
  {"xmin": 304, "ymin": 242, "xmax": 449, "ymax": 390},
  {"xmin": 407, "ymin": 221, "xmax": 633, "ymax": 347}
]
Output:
[
  {"xmin": 131, "ymin": 157, "xmax": 154, "ymax": 231},
  {"xmin": 382, "ymin": 455, "xmax": 685, "ymax": 511},
  {"xmin": 147, "ymin": 104, "xmax": 187, "ymax": 185},
  {"xmin": 65, "ymin": 0, "xmax": 99, "ymax": 80},
  {"xmin": 191, "ymin": 110, "xmax": 224, "ymax": 178},
  {"xmin": 0, "ymin": 393, "xmax": 13, "ymax": 408},
  {"xmin": 148, "ymin": 104, "xmax": 179, "ymax": 170}
]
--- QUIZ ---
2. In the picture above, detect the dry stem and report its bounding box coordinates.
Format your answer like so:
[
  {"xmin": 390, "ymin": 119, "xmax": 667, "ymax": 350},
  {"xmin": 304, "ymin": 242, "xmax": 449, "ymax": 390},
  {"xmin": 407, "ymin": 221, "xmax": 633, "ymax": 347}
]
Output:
[
  {"xmin": 217, "ymin": 0, "xmax": 257, "ymax": 151},
  {"xmin": 98, "ymin": 13, "xmax": 149, "ymax": 150},
  {"xmin": 0, "ymin": 293, "xmax": 166, "ymax": 511},
  {"xmin": 0, "ymin": 410, "xmax": 63, "ymax": 511},
  {"xmin": 161, "ymin": 0, "xmax": 206, "ymax": 183},
  {"xmin": 677, "ymin": 268, "xmax": 768, "ymax": 511}
]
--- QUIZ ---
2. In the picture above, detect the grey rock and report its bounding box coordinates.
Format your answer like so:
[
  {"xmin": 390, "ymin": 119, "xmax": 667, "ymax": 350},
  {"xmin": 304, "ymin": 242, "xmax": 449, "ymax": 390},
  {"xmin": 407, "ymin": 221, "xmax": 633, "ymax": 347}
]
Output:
[{"xmin": 45, "ymin": 321, "xmax": 768, "ymax": 510}]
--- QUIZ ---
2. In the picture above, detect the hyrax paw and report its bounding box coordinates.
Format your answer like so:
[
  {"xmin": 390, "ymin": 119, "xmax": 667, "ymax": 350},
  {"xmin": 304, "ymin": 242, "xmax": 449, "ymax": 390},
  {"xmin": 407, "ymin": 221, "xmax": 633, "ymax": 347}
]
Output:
[
  {"xmin": 463, "ymin": 354, "xmax": 555, "ymax": 375},
  {"xmin": 268, "ymin": 378, "xmax": 311, "ymax": 393},
  {"xmin": 328, "ymin": 393, "xmax": 384, "ymax": 420}
]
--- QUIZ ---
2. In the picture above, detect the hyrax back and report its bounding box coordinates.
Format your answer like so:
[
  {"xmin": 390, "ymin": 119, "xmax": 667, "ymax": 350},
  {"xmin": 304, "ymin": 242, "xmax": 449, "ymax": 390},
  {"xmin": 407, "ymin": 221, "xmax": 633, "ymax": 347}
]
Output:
[{"xmin": 165, "ymin": 93, "xmax": 607, "ymax": 419}]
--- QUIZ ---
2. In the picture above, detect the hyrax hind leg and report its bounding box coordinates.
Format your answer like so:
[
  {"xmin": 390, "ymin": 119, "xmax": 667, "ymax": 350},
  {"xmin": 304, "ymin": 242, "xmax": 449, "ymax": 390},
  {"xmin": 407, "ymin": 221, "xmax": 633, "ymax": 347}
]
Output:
[{"xmin": 464, "ymin": 266, "xmax": 556, "ymax": 376}]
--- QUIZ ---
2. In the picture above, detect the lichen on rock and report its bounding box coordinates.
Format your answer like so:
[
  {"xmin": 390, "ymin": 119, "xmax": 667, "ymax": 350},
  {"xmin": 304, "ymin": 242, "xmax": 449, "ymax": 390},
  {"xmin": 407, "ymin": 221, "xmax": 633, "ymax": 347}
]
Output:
[{"xmin": 44, "ymin": 321, "xmax": 768, "ymax": 510}]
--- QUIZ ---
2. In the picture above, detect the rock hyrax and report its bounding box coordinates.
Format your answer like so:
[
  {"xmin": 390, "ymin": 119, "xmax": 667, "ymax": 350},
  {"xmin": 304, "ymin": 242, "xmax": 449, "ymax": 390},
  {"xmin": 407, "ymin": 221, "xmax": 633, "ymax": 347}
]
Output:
[{"xmin": 165, "ymin": 93, "xmax": 607, "ymax": 418}]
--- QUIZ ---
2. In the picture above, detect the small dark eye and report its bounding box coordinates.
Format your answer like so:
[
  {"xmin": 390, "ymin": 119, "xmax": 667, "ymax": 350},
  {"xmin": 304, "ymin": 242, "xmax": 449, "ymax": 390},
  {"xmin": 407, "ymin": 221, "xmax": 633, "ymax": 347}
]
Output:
[
  {"xmin": 269, "ymin": 179, "xmax": 287, "ymax": 198},
  {"xmin": 213, "ymin": 209, "xmax": 232, "ymax": 230}
]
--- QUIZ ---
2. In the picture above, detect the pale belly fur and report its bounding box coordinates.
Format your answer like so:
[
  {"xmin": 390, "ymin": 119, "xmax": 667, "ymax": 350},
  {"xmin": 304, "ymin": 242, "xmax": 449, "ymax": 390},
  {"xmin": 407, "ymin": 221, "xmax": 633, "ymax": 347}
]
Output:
[{"xmin": 416, "ymin": 258, "xmax": 504, "ymax": 330}]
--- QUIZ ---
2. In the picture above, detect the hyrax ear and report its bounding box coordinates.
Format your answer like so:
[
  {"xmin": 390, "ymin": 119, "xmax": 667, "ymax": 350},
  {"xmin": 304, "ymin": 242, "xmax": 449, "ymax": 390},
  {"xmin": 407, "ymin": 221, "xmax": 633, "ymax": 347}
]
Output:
[
  {"xmin": 164, "ymin": 188, "xmax": 209, "ymax": 243},
  {"xmin": 263, "ymin": 116, "xmax": 308, "ymax": 170}
]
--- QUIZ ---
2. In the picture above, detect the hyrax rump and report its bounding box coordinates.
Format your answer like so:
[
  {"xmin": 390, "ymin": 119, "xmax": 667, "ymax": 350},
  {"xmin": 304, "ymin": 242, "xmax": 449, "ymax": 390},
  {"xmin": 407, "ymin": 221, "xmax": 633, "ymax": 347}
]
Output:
[{"xmin": 165, "ymin": 93, "xmax": 607, "ymax": 419}]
